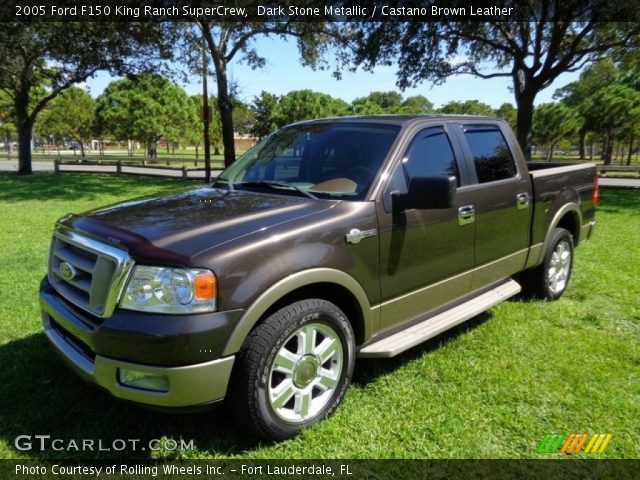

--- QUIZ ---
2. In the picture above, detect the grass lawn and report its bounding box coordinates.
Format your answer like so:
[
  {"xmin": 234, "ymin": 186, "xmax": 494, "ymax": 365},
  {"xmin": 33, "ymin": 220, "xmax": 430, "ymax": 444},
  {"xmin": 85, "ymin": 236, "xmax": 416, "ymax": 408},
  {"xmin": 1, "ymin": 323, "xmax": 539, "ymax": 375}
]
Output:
[{"xmin": 0, "ymin": 173, "xmax": 638, "ymax": 460}]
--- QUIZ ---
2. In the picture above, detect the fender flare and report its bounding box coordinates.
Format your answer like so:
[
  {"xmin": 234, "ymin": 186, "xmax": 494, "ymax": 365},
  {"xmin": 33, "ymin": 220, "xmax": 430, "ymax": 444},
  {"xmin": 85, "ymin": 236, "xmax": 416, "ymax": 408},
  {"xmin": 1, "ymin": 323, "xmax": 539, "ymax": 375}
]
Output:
[
  {"xmin": 534, "ymin": 202, "xmax": 582, "ymax": 266},
  {"xmin": 222, "ymin": 268, "xmax": 376, "ymax": 356}
]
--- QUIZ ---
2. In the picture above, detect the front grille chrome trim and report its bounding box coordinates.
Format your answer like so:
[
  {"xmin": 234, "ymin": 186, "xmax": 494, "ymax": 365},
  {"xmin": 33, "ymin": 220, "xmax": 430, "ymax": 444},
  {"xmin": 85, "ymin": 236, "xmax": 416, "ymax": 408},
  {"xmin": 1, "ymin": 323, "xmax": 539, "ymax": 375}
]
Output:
[{"xmin": 48, "ymin": 224, "xmax": 134, "ymax": 318}]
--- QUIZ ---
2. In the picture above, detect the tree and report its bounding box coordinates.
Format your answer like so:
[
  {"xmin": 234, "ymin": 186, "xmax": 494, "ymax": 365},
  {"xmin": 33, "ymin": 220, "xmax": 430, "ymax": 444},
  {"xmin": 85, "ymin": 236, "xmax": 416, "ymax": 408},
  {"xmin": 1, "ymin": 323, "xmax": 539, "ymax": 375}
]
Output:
[
  {"xmin": 250, "ymin": 91, "xmax": 278, "ymax": 140},
  {"xmin": 397, "ymin": 95, "xmax": 434, "ymax": 114},
  {"xmin": 232, "ymin": 99, "xmax": 254, "ymax": 136},
  {"xmin": 352, "ymin": 91, "xmax": 403, "ymax": 112},
  {"xmin": 353, "ymin": 4, "xmax": 640, "ymax": 159},
  {"xmin": 183, "ymin": 95, "xmax": 224, "ymax": 160},
  {"xmin": 271, "ymin": 90, "xmax": 349, "ymax": 127},
  {"xmin": 178, "ymin": 21, "xmax": 347, "ymax": 167},
  {"xmin": 532, "ymin": 103, "xmax": 582, "ymax": 160},
  {"xmin": 554, "ymin": 60, "xmax": 619, "ymax": 158},
  {"xmin": 0, "ymin": 22, "xmax": 172, "ymax": 174},
  {"xmin": 581, "ymin": 84, "xmax": 640, "ymax": 164},
  {"xmin": 0, "ymin": 90, "xmax": 16, "ymax": 160},
  {"xmin": 495, "ymin": 103, "xmax": 517, "ymax": 130},
  {"xmin": 95, "ymin": 73, "xmax": 195, "ymax": 158},
  {"xmin": 438, "ymin": 100, "xmax": 494, "ymax": 116},
  {"xmin": 36, "ymin": 87, "xmax": 96, "ymax": 157}
]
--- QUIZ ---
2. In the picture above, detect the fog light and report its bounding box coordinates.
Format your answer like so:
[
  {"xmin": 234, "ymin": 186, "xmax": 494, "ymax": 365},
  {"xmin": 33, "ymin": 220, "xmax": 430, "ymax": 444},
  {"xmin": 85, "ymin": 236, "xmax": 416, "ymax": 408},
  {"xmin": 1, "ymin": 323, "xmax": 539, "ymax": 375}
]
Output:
[{"xmin": 118, "ymin": 369, "xmax": 169, "ymax": 393}]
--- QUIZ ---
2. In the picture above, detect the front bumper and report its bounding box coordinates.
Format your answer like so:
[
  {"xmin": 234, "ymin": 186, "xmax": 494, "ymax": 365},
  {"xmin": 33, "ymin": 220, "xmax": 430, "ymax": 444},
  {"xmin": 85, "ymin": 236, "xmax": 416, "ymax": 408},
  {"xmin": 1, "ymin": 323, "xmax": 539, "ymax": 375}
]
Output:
[{"xmin": 40, "ymin": 278, "xmax": 239, "ymax": 408}]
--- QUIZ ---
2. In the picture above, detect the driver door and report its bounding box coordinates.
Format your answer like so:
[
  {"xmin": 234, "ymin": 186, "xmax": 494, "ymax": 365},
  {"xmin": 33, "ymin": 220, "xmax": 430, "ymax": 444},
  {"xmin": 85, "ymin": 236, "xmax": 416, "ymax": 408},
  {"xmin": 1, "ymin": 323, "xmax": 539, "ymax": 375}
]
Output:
[{"xmin": 376, "ymin": 125, "xmax": 476, "ymax": 331}]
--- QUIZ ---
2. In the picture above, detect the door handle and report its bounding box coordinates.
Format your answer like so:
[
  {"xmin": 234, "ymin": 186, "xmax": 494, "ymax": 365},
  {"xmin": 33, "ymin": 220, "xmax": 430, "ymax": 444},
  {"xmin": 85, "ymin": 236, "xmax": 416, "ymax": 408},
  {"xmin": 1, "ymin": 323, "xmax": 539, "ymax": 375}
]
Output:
[
  {"xmin": 516, "ymin": 193, "xmax": 530, "ymax": 210},
  {"xmin": 458, "ymin": 205, "xmax": 475, "ymax": 225}
]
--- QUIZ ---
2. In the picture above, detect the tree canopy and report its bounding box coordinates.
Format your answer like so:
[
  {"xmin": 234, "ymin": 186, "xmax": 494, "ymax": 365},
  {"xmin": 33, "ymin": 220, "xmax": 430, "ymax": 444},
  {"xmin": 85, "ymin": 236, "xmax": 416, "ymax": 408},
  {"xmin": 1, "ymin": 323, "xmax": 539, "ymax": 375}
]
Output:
[
  {"xmin": 0, "ymin": 22, "xmax": 172, "ymax": 173},
  {"xmin": 352, "ymin": 3, "xmax": 640, "ymax": 159},
  {"xmin": 177, "ymin": 21, "xmax": 348, "ymax": 167},
  {"xmin": 532, "ymin": 103, "xmax": 582, "ymax": 160},
  {"xmin": 271, "ymin": 90, "xmax": 349, "ymax": 127},
  {"xmin": 438, "ymin": 100, "xmax": 494, "ymax": 116},
  {"xmin": 36, "ymin": 87, "xmax": 96, "ymax": 157},
  {"xmin": 95, "ymin": 73, "xmax": 195, "ymax": 157}
]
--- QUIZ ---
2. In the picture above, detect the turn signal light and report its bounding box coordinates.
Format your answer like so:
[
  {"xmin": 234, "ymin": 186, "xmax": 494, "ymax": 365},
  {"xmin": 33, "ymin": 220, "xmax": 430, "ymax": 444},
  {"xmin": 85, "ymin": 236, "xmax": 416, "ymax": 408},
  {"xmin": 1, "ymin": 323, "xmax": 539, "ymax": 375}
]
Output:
[{"xmin": 194, "ymin": 271, "xmax": 216, "ymax": 300}]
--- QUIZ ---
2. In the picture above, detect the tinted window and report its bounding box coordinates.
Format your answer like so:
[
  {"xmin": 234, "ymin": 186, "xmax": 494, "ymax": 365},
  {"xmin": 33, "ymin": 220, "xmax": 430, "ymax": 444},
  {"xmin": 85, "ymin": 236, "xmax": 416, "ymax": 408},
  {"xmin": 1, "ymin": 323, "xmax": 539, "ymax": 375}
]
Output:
[
  {"xmin": 402, "ymin": 127, "xmax": 459, "ymax": 184},
  {"xmin": 463, "ymin": 126, "xmax": 516, "ymax": 183}
]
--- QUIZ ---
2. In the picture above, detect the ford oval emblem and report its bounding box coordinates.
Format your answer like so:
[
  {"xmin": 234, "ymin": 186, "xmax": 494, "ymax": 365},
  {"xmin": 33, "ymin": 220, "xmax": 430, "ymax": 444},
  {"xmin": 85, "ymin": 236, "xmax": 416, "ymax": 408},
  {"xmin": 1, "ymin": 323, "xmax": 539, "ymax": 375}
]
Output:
[{"xmin": 59, "ymin": 261, "xmax": 77, "ymax": 281}]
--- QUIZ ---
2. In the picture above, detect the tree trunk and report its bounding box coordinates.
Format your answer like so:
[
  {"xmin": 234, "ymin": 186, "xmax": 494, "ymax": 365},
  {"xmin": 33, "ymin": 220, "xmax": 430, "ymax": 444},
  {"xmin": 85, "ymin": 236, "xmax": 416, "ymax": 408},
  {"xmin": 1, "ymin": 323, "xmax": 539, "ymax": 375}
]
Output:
[
  {"xmin": 15, "ymin": 94, "xmax": 33, "ymax": 175},
  {"xmin": 213, "ymin": 57, "xmax": 236, "ymax": 168},
  {"xmin": 627, "ymin": 138, "xmax": 634, "ymax": 166},
  {"xmin": 578, "ymin": 129, "xmax": 587, "ymax": 160},
  {"xmin": 80, "ymin": 141, "xmax": 85, "ymax": 158},
  {"xmin": 603, "ymin": 136, "xmax": 613, "ymax": 164},
  {"xmin": 5, "ymin": 133, "xmax": 12, "ymax": 161},
  {"xmin": 514, "ymin": 84, "xmax": 536, "ymax": 161}
]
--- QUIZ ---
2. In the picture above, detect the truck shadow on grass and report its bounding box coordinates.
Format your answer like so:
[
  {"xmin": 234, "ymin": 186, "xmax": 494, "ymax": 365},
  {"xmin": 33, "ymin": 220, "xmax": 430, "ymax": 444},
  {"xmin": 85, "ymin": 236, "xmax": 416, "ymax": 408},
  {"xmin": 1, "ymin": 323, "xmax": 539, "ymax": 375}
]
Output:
[
  {"xmin": 0, "ymin": 333, "xmax": 258, "ymax": 459},
  {"xmin": 352, "ymin": 311, "xmax": 494, "ymax": 386},
  {"xmin": 0, "ymin": 311, "xmax": 498, "ymax": 459}
]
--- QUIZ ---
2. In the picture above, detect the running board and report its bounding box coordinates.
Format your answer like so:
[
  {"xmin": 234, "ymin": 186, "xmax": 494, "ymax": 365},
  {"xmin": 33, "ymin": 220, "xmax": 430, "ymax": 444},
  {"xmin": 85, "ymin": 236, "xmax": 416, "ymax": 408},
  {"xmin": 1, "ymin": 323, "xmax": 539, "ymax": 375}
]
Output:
[{"xmin": 358, "ymin": 279, "xmax": 521, "ymax": 358}]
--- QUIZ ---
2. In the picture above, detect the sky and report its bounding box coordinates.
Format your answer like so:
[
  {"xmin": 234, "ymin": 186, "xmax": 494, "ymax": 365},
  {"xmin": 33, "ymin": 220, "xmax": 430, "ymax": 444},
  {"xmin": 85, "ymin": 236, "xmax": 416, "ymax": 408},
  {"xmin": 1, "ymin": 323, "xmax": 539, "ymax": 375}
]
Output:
[{"xmin": 85, "ymin": 35, "xmax": 580, "ymax": 109}]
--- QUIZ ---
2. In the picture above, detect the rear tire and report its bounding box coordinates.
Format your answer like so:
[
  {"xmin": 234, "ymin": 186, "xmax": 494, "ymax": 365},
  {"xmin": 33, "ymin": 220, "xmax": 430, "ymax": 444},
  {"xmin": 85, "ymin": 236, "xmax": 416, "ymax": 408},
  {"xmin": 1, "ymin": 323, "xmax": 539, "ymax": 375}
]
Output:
[
  {"xmin": 518, "ymin": 227, "xmax": 574, "ymax": 300},
  {"xmin": 228, "ymin": 299, "xmax": 355, "ymax": 440}
]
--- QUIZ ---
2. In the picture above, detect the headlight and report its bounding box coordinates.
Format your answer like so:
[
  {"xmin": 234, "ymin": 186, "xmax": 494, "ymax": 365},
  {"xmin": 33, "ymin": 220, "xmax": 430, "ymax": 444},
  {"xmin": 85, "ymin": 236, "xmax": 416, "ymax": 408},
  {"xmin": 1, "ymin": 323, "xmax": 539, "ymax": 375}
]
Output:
[{"xmin": 120, "ymin": 266, "xmax": 217, "ymax": 314}]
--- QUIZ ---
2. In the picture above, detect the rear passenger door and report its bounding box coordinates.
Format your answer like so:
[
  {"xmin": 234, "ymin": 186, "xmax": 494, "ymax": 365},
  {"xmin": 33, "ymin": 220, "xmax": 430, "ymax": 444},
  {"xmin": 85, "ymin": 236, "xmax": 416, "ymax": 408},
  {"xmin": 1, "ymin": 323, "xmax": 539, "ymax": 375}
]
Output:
[{"xmin": 454, "ymin": 123, "xmax": 533, "ymax": 289}]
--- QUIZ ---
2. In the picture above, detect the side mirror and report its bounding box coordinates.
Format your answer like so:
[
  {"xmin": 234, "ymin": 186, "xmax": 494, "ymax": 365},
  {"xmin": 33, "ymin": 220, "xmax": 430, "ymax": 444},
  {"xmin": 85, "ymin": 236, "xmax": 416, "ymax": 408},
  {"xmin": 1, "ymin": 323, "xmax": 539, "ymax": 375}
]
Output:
[{"xmin": 392, "ymin": 175, "xmax": 457, "ymax": 211}]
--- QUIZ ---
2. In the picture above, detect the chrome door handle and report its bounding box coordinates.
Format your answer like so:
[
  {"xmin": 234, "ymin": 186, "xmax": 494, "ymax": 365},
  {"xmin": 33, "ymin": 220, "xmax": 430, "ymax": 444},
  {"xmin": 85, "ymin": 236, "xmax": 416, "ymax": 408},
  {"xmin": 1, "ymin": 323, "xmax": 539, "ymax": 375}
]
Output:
[
  {"xmin": 516, "ymin": 193, "xmax": 530, "ymax": 210},
  {"xmin": 458, "ymin": 205, "xmax": 475, "ymax": 225}
]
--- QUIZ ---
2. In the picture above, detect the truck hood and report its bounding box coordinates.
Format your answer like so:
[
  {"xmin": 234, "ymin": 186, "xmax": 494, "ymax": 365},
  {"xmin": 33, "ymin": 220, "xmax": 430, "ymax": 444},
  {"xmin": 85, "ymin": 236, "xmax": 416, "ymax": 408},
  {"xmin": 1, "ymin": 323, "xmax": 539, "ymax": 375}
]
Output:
[{"xmin": 65, "ymin": 187, "xmax": 337, "ymax": 264}]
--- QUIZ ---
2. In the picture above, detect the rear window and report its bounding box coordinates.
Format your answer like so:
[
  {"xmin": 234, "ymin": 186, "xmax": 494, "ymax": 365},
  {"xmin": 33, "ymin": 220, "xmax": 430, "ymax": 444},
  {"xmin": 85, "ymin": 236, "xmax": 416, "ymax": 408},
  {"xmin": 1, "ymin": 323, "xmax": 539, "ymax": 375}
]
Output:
[{"xmin": 463, "ymin": 126, "xmax": 516, "ymax": 183}]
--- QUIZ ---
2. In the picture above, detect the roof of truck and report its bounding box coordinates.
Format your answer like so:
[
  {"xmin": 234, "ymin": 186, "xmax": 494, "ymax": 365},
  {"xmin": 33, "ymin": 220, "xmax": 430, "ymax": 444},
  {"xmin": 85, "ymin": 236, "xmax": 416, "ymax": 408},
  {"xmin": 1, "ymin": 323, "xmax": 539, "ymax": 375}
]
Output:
[{"xmin": 290, "ymin": 114, "xmax": 501, "ymax": 127}]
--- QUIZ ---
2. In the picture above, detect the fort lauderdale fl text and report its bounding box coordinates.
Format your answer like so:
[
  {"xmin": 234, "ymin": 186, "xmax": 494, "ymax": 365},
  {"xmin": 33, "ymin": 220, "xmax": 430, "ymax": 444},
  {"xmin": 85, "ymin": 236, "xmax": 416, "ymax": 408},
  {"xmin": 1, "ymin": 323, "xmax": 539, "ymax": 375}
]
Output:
[
  {"xmin": 40, "ymin": 4, "xmax": 514, "ymax": 19},
  {"xmin": 16, "ymin": 463, "xmax": 352, "ymax": 476}
]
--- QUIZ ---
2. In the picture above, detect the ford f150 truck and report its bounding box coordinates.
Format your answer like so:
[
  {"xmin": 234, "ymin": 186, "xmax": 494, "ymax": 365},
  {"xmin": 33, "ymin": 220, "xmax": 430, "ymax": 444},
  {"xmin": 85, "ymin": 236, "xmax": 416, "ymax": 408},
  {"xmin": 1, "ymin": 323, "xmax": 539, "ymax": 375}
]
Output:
[{"xmin": 40, "ymin": 116, "xmax": 597, "ymax": 440}]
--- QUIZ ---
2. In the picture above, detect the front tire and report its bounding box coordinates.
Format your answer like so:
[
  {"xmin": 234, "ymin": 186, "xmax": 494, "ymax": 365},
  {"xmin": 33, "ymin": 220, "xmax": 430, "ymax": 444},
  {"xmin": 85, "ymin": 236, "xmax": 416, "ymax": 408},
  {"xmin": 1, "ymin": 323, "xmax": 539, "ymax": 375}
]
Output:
[
  {"xmin": 519, "ymin": 227, "xmax": 574, "ymax": 300},
  {"xmin": 228, "ymin": 299, "xmax": 355, "ymax": 440}
]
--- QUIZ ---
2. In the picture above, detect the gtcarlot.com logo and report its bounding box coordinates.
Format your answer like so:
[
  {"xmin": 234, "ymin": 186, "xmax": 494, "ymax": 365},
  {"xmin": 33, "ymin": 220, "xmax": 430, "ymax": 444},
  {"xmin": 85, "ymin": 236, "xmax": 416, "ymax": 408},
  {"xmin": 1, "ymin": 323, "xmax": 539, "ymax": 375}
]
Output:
[
  {"xmin": 537, "ymin": 433, "xmax": 612, "ymax": 454},
  {"xmin": 14, "ymin": 435, "xmax": 195, "ymax": 452}
]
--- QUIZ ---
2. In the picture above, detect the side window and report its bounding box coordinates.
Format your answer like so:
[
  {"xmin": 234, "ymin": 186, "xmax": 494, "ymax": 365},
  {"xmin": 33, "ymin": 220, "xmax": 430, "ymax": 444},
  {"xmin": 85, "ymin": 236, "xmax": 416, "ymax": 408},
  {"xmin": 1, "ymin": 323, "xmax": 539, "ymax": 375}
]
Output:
[
  {"xmin": 402, "ymin": 127, "xmax": 460, "ymax": 185},
  {"xmin": 463, "ymin": 126, "xmax": 516, "ymax": 183}
]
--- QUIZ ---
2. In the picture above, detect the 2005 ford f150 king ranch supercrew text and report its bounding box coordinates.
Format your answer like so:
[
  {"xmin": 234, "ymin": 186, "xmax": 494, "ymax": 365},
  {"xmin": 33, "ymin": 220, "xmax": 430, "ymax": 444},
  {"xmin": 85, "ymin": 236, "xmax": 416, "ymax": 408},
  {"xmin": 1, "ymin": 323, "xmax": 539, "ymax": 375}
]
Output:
[{"xmin": 40, "ymin": 116, "xmax": 597, "ymax": 439}]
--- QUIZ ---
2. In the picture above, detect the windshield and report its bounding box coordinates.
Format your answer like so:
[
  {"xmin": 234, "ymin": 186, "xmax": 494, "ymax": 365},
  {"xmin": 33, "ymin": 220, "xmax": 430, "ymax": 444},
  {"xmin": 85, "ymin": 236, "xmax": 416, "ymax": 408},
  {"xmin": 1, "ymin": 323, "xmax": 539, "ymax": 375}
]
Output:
[{"xmin": 217, "ymin": 122, "xmax": 400, "ymax": 200}]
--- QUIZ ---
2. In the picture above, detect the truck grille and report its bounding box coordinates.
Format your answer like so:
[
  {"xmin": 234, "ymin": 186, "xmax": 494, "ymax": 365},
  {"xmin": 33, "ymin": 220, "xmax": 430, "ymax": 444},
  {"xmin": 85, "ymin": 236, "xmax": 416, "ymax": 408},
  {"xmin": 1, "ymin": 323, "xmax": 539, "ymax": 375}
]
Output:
[{"xmin": 48, "ymin": 226, "xmax": 134, "ymax": 317}]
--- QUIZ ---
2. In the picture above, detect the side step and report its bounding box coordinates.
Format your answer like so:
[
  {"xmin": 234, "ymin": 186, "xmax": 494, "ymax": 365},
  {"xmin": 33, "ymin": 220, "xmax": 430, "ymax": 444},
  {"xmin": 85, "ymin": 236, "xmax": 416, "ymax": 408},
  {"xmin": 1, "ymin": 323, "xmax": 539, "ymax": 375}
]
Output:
[{"xmin": 358, "ymin": 279, "xmax": 521, "ymax": 358}]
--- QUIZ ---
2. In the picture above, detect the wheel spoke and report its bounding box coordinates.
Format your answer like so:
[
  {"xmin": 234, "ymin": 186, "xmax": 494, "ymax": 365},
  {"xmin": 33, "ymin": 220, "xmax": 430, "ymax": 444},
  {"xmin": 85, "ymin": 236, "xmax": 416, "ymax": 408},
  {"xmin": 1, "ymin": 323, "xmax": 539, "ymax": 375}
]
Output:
[
  {"xmin": 297, "ymin": 326, "xmax": 316, "ymax": 355},
  {"xmin": 314, "ymin": 337, "xmax": 338, "ymax": 364},
  {"xmin": 295, "ymin": 390, "xmax": 312, "ymax": 418},
  {"xmin": 273, "ymin": 349, "xmax": 298, "ymax": 374},
  {"xmin": 271, "ymin": 379, "xmax": 296, "ymax": 409},
  {"xmin": 316, "ymin": 369, "xmax": 338, "ymax": 391}
]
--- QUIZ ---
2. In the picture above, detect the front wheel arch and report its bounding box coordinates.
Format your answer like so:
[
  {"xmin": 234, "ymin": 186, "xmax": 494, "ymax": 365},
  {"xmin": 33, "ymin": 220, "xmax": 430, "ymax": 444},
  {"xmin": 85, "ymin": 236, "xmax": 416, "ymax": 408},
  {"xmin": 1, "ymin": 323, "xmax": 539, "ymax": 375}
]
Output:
[{"xmin": 221, "ymin": 269, "xmax": 375, "ymax": 356}]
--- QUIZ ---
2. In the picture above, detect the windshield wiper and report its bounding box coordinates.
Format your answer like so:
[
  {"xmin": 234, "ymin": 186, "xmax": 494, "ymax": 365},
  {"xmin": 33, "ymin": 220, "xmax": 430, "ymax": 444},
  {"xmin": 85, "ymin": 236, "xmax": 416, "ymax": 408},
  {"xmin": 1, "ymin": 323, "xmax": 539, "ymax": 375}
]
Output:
[{"xmin": 237, "ymin": 180, "xmax": 317, "ymax": 200}]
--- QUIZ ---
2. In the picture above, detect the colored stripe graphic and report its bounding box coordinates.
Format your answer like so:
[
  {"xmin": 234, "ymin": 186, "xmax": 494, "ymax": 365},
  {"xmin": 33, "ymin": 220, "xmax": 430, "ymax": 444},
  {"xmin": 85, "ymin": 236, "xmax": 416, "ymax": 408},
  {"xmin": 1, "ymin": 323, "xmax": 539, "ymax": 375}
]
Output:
[
  {"xmin": 560, "ymin": 433, "xmax": 589, "ymax": 454},
  {"xmin": 584, "ymin": 434, "xmax": 613, "ymax": 454},
  {"xmin": 537, "ymin": 433, "xmax": 612, "ymax": 454},
  {"xmin": 536, "ymin": 434, "xmax": 566, "ymax": 453}
]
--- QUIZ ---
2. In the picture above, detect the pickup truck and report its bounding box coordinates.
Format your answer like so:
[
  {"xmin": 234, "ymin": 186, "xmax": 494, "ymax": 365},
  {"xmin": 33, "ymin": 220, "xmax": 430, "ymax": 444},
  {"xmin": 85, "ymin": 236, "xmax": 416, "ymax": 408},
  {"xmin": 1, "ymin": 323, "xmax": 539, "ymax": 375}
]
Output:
[{"xmin": 40, "ymin": 115, "xmax": 597, "ymax": 440}]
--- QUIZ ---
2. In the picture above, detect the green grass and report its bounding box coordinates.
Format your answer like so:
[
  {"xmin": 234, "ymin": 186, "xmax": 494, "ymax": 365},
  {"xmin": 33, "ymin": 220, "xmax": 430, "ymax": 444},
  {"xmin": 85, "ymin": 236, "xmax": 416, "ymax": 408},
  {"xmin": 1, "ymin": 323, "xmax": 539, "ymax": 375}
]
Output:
[{"xmin": 0, "ymin": 173, "xmax": 638, "ymax": 459}]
